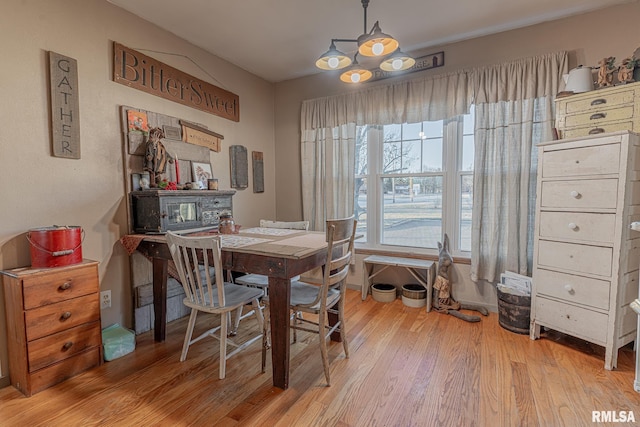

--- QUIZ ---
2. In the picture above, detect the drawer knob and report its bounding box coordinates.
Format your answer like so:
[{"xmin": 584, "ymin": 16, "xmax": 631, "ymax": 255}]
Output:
[
  {"xmin": 570, "ymin": 190, "xmax": 581, "ymax": 199},
  {"xmin": 61, "ymin": 311, "xmax": 72, "ymax": 321},
  {"xmin": 62, "ymin": 341, "xmax": 73, "ymax": 351},
  {"xmin": 564, "ymin": 284, "xmax": 575, "ymax": 294},
  {"xmin": 590, "ymin": 98, "xmax": 606, "ymax": 106},
  {"xmin": 59, "ymin": 282, "xmax": 72, "ymax": 291},
  {"xmin": 589, "ymin": 128, "xmax": 605, "ymax": 135},
  {"xmin": 567, "ymin": 222, "xmax": 578, "ymax": 230},
  {"xmin": 589, "ymin": 113, "xmax": 606, "ymax": 120}
]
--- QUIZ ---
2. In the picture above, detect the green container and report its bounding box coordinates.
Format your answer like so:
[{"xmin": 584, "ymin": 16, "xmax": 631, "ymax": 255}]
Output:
[{"xmin": 102, "ymin": 324, "xmax": 136, "ymax": 361}]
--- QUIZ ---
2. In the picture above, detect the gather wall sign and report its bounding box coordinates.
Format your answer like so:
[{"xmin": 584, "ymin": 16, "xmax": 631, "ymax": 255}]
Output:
[{"xmin": 112, "ymin": 42, "xmax": 240, "ymax": 122}]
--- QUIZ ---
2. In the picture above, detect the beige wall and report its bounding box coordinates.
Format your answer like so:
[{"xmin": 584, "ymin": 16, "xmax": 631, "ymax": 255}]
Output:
[
  {"xmin": 0, "ymin": 0, "xmax": 276, "ymax": 387},
  {"xmin": 274, "ymin": 1, "xmax": 640, "ymax": 310}
]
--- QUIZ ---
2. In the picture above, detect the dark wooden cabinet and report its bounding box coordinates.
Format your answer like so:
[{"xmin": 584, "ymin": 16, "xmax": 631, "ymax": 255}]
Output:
[{"xmin": 1, "ymin": 260, "xmax": 102, "ymax": 396}]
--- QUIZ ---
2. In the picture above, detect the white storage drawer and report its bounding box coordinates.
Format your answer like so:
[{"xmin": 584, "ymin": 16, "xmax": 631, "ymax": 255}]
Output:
[
  {"xmin": 540, "ymin": 179, "xmax": 618, "ymax": 209},
  {"xmin": 534, "ymin": 268, "xmax": 611, "ymax": 310},
  {"xmin": 541, "ymin": 143, "xmax": 620, "ymax": 178},
  {"xmin": 537, "ymin": 240, "xmax": 612, "ymax": 277},
  {"xmin": 538, "ymin": 211, "xmax": 616, "ymax": 244},
  {"xmin": 535, "ymin": 297, "xmax": 608, "ymax": 344}
]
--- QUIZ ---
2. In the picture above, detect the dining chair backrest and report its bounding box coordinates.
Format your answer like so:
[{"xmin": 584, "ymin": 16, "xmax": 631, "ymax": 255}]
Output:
[
  {"xmin": 323, "ymin": 216, "xmax": 357, "ymax": 292},
  {"xmin": 166, "ymin": 232, "xmax": 225, "ymax": 308},
  {"xmin": 259, "ymin": 219, "xmax": 310, "ymax": 230}
]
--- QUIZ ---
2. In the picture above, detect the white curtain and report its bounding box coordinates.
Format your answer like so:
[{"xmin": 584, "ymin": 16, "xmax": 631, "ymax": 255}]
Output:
[
  {"xmin": 300, "ymin": 71, "xmax": 471, "ymax": 230},
  {"xmin": 301, "ymin": 124, "xmax": 356, "ymax": 230},
  {"xmin": 470, "ymin": 52, "xmax": 568, "ymax": 282}
]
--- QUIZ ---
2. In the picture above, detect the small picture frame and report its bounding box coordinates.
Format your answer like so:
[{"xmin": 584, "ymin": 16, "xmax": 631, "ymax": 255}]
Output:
[{"xmin": 191, "ymin": 161, "xmax": 213, "ymax": 189}]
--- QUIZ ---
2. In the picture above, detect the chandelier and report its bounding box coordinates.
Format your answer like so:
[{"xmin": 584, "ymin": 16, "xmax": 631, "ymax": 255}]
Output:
[{"xmin": 315, "ymin": 0, "xmax": 415, "ymax": 83}]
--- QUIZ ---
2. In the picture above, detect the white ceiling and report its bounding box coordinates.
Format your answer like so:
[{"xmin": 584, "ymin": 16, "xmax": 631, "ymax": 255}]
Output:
[{"xmin": 107, "ymin": 0, "xmax": 633, "ymax": 83}]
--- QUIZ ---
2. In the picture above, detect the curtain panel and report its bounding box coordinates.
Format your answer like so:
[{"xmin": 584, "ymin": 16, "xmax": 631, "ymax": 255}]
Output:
[{"xmin": 470, "ymin": 52, "xmax": 567, "ymax": 283}]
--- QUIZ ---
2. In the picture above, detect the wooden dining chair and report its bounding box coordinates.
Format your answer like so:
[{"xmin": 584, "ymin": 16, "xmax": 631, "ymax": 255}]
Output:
[
  {"xmin": 165, "ymin": 231, "xmax": 265, "ymax": 379},
  {"xmin": 262, "ymin": 216, "xmax": 356, "ymax": 385}
]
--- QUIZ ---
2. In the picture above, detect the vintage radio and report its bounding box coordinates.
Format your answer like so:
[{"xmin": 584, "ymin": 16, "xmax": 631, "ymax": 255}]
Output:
[{"xmin": 129, "ymin": 189, "xmax": 235, "ymax": 234}]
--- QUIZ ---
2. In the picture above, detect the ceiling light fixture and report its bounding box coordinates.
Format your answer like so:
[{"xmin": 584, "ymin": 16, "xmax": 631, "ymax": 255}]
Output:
[{"xmin": 315, "ymin": 0, "xmax": 415, "ymax": 83}]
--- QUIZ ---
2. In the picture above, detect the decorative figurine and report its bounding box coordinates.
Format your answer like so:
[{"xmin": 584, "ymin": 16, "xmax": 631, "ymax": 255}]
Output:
[
  {"xmin": 432, "ymin": 234, "xmax": 489, "ymax": 322},
  {"xmin": 617, "ymin": 57, "xmax": 637, "ymax": 84},
  {"xmin": 597, "ymin": 57, "xmax": 616, "ymax": 88},
  {"xmin": 143, "ymin": 127, "xmax": 168, "ymax": 187}
]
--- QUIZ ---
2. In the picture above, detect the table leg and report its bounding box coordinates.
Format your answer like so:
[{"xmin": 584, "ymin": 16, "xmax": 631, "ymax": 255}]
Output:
[
  {"xmin": 268, "ymin": 277, "xmax": 291, "ymax": 389},
  {"xmin": 152, "ymin": 257, "xmax": 168, "ymax": 342}
]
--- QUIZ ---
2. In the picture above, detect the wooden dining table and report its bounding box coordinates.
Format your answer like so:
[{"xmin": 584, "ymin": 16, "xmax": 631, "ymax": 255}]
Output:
[{"xmin": 125, "ymin": 227, "xmax": 334, "ymax": 390}]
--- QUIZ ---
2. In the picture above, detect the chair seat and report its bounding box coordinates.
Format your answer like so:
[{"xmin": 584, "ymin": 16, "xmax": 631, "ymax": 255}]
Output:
[
  {"xmin": 235, "ymin": 273, "xmax": 301, "ymax": 289},
  {"xmin": 290, "ymin": 280, "xmax": 340, "ymax": 311},
  {"xmin": 184, "ymin": 282, "xmax": 264, "ymax": 311}
]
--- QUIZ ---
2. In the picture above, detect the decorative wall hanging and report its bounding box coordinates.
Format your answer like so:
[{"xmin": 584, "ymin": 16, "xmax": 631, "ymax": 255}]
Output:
[
  {"xmin": 179, "ymin": 120, "xmax": 222, "ymax": 152},
  {"xmin": 49, "ymin": 51, "xmax": 80, "ymax": 159},
  {"xmin": 368, "ymin": 51, "xmax": 444, "ymax": 82},
  {"xmin": 113, "ymin": 42, "xmax": 240, "ymax": 122},
  {"xmin": 252, "ymin": 151, "xmax": 264, "ymax": 193},
  {"xmin": 230, "ymin": 145, "xmax": 248, "ymax": 189},
  {"xmin": 162, "ymin": 125, "xmax": 181, "ymax": 141}
]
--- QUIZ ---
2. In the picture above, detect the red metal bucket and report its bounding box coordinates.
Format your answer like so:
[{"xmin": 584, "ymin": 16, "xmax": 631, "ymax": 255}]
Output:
[{"xmin": 27, "ymin": 226, "xmax": 84, "ymax": 268}]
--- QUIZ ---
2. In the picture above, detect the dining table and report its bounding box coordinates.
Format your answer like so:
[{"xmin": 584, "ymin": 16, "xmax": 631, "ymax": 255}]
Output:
[{"xmin": 121, "ymin": 227, "xmax": 335, "ymax": 390}]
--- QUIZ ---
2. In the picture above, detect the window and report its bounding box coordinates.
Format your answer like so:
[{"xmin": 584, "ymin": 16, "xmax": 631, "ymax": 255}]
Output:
[{"xmin": 355, "ymin": 107, "xmax": 474, "ymax": 255}]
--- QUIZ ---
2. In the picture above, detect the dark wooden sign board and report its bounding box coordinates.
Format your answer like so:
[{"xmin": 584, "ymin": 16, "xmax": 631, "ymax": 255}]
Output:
[
  {"xmin": 49, "ymin": 51, "xmax": 80, "ymax": 159},
  {"xmin": 113, "ymin": 42, "xmax": 240, "ymax": 122},
  {"xmin": 368, "ymin": 51, "xmax": 445, "ymax": 82}
]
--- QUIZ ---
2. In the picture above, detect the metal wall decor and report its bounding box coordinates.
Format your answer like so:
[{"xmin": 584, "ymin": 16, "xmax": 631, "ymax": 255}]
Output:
[{"xmin": 230, "ymin": 145, "xmax": 248, "ymax": 189}]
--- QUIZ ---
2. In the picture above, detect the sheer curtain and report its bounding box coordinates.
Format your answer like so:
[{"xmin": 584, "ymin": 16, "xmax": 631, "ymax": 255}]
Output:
[
  {"xmin": 300, "ymin": 71, "xmax": 470, "ymax": 230},
  {"xmin": 470, "ymin": 52, "xmax": 567, "ymax": 282}
]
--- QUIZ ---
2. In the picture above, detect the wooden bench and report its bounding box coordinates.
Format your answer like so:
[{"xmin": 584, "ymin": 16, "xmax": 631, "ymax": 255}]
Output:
[{"xmin": 362, "ymin": 255, "xmax": 436, "ymax": 311}]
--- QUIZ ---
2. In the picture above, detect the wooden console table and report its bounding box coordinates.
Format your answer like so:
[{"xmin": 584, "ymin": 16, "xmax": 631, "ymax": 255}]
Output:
[{"xmin": 361, "ymin": 255, "xmax": 436, "ymax": 311}]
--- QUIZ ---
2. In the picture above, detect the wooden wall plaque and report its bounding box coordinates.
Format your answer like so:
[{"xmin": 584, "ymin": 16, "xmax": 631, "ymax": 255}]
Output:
[
  {"xmin": 49, "ymin": 51, "xmax": 80, "ymax": 159},
  {"xmin": 230, "ymin": 145, "xmax": 248, "ymax": 189},
  {"xmin": 252, "ymin": 151, "xmax": 264, "ymax": 193},
  {"xmin": 180, "ymin": 121, "xmax": 222, "ymax": 152},
  {"xmin": 113, "ymin": 42, "xmax": 240, "ymax": 122}
]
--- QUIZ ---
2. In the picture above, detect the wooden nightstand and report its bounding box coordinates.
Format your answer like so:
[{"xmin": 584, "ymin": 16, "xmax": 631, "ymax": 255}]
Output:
[{"xmin": 1, "ymin": 260, "xmax": 103, "ymax": 396}]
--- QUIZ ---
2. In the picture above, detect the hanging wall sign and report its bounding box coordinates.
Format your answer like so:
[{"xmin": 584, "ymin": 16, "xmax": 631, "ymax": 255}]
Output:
[
  {"xmin": 113, "ymin": 42, "xmax": 240, "ymax": 122},
  {"xmin": 230, "ymin": 145, "xmax": 248, "ymax": 189},
  {"xmin": 179, "ymin": 120, "xmax": 222, "ymax": 152},
  {"xmin": 368, "ymin": 51, "xmax": 445, "ymax": 83},
  {"xmin": 49, "ymin": 51, "xmax": 80, "ymax": 159}
]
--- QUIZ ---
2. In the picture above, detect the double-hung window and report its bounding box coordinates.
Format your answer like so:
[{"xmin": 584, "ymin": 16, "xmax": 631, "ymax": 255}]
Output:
[{"xmin": 355, "ymin": 107, "xmax": 474, "ymax": 256}]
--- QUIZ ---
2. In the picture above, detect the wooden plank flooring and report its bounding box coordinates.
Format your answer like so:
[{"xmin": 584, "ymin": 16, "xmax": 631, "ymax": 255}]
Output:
[{"xmin": 1, "ymin": 289, "xmax": 639, "ymax": 426}]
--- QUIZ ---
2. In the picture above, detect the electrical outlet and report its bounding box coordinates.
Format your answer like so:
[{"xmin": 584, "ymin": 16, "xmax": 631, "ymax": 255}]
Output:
[{"xmin": 100, "ymin": 290, "xmax": 111, "ymax": 309}]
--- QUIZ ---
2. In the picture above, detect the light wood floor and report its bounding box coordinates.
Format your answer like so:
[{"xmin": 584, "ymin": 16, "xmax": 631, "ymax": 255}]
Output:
[{"xmin": 1, "ymin": 289, "xmax": 639, "ymax": 426}]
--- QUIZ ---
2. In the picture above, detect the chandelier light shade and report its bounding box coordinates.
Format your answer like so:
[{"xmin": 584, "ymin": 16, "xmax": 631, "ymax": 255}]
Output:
[
  {"xmin": 340, "ymin": 58, "xmax": 373, "ymax": 83},
  {"xmin": 316, "ymin": 42, "xmax": 353, "ymax": 70},
  {"xmin": 357, "ymin": 22, "xmax": 398, "ymax": 57},
  {"xmin": 315, "ymin": 0, "xmax": 413, "ymax": 83},
  {"xmin": 379, "ymin": 49, "xmax": 416, "ymax": 72}
]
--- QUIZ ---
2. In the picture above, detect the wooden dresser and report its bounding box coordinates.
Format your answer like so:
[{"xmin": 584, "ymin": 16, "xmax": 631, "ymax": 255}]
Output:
[
  {"xmin": 530, "ymin": 131, "xmax": 640, "ymax": 370},
  {"xmin": 1, "ymin": 260, "xmax": 102, "ymax": 396},
  {"xmin": 555, "ymin": 81, "xmax": 640, "ymax": 139}
]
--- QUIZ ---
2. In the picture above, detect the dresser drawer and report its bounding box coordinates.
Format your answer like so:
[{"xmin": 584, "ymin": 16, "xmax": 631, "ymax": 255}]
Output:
[
  {"xmin": 534, "ymin": 268, "xmax": 610, "ymax": 310},
  {"xmin": 25, "ymin": 294, "xmax": 100, "ymax": 341},
  {"xmin": 564, "ymin": 105, "xmax": 634, "ymax": 128},
  {"xmin": 26, "ymin": 347, "xmax": 101, "ymax": 397},
  {"xmin": 22, "ymin": 264, "xmax": 99, "ymax": 309},
  {"xmin": 27, "ymin": 321, "xmax": 101, "ymax": 372},
  {"xmin": 535, "ymin": 297, "xmax": 608, "ymax": 344},
  {"xmin": 538, "ymin": 211, "xmax": 615, "ymax": 244},
  {"xmin": 561, "ymin": 120, "xmax": 638, "ymax": 139},
  {"xmin": 537, "ymin": 240, "xmax": 612, "ymax": 277},
  {"xmin": 560, "ymin": 87, "xmax": 636, "ymax": 115},
  {"xmin": 540, "ymin": 179, "xmax": 618, "ymax": 209},
  {"xmin": 541, "ymin": 143, "xmax": 620, "ymax": 178}
]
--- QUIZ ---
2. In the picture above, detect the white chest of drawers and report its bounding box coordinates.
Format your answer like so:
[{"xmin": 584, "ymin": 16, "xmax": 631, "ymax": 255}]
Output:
[{"xmin": 530, "ymin": 131, "xmax": 640, "ymax": 370}]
